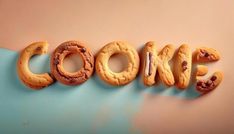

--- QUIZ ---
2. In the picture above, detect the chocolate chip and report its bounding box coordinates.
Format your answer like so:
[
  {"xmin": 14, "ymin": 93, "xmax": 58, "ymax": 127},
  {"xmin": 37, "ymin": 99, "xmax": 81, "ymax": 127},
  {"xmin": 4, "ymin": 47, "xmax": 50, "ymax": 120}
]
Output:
[
  {"xmin": 197, "ymin": 81, "xmax": 203, "ymax": 86},
  {"xmin": 182, "ymin": 61, "xmax": 187, "ymax": 71},
  {"xmin": 199, "ymin": 49, "xmax": 210, "ymax": 58},
  {"xmin": 80, "ymin": 48, "xmax": 86, "ymax": 52},
  {"xmin": 54, "ymin": 58, "xmax": 59, "ymax": 65},
  {"xmin": 204, "ymin": 52, "xmax": 209, "ymax": 57},
  {"xmin": 36, "ymin": 47, "xmax": 42, "ymax": 51},
  {"xmin": 148, "ymin": 52, "xmax": 153, "ymax": 76},
  {"xmin": 182, "ymin": 61, "xmax": 187, "ymax": 66},
  {"xmin": 210, "ymin": 76, "xmax": 217, "ymax": 81}
]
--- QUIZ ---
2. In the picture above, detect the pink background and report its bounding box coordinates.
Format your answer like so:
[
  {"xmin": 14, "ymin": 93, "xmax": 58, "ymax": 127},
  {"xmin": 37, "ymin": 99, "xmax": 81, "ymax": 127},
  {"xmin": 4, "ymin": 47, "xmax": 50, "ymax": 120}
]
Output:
[{"xmin": 1, "ymin": 0, "xmax": 234, "ymax": 133}]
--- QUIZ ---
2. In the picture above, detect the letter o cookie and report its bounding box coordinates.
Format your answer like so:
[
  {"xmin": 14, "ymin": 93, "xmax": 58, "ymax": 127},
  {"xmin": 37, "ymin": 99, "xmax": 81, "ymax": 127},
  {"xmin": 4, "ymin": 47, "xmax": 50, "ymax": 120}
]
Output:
[
  {"xmin": 95, "ymin": 41, "xmax": 140, "ymax": 86},
  {"xmin": 17, "ymin": 42, "xmax": 55, "ymax": 89},
  {"xmin": 50, "ymin": 41, "xmax": 94, "ymax": 86}
]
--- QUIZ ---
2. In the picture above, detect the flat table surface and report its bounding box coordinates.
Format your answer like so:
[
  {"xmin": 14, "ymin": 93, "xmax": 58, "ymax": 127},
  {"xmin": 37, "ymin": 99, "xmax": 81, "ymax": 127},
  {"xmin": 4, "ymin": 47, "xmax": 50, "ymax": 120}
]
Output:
[{"xmin": 0, "ymin": 0, "xmax": 234, "ymax": 134}]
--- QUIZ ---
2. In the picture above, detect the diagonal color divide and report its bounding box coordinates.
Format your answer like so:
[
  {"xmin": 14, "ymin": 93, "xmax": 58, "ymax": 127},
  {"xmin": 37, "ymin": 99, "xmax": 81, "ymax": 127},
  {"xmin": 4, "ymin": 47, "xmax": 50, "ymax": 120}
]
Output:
[{"xmin": 0, "ymin": 48, "xmax": 199, "ymax": 134}]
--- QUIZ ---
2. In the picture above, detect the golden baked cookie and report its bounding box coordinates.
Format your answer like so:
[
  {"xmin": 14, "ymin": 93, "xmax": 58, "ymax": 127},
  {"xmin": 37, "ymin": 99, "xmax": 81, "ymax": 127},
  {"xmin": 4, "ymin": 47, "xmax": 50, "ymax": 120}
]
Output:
[
  {"xmin": 17, "ymin": 42, "xmax": 55, "ymax": 89},
  {"xmin": 193, "ymin": 47, "xmax": 220, "ymax": 62},
  {"xmin": 95, "ymin": 41, "xmax": 140, "ymax": 86},
  {"xmin": 50, "ymin": 41, "xmax": 94, "ymax": 86},
  {"xmin": 157, "ymin": 44, "xmax": 175, "ymax": 86},
  {"xmin": 174, "ymin": 44, "xmax": 192, "ymax": 89},
  {"xmin": 141, "ymin": 41, "xmax": 158, "ymax": 86},
  {"xmin": 195, "ymin": 65, "xmax": 208, "ymax": 76},
  {"xmin": 196, "ymin": 71, "xmax": 223, "ymax": 94}
]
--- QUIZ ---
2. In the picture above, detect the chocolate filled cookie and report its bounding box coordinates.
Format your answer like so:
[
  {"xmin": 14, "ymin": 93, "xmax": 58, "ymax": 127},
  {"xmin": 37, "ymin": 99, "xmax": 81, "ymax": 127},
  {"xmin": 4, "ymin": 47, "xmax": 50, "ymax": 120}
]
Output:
[
  {"xmin": 50, "ymin": 41, "xmax": 94, "ymax": 86},
  {"xmin": 141, "ymin": 41, "xmax": 158, "ymax": 86}
]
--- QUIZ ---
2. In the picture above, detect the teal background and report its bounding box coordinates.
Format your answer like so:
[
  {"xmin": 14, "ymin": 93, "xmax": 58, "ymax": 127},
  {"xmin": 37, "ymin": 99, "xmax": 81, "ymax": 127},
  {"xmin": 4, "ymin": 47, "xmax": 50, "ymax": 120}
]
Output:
[{"xmin": 0, "ymin": 48, "xmax": 199, "ymax": 134}]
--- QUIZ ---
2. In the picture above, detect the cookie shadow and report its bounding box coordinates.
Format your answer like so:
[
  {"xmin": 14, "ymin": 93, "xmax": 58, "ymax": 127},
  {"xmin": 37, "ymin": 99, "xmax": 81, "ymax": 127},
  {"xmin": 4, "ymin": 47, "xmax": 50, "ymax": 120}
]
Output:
[
  {"xmin": 136, "ymin": 76, "xmax": 200, "ymax": 99},
  {"xmin": 92, "ymin": 74, "xmax": 122, "ymax": 90},
  {"xmin": 9, "ymin": 53, "xmax": 79, "ymax": 93},
  {"xmin": 175, "ymin": 84, "xmax": 200, "ymax": 99}
]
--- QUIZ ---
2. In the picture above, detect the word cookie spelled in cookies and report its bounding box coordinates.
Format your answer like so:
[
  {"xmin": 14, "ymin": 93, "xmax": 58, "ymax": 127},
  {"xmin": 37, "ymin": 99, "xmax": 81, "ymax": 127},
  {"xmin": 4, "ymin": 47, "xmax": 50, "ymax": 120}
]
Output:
[{"xmin": 17, "ymin": 41, "xmax": 223, "ymax": 94}]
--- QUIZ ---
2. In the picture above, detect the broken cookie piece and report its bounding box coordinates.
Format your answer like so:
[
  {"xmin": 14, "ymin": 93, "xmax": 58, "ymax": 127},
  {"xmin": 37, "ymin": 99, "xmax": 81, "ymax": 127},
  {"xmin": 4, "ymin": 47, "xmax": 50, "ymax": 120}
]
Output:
[
  {"xmin": 193, "ymin": 47, "xmax": 220, "ymax": 62},
  {"xmin": 195, "ymin": 65, "xmax": 208, "ymax": 76},
  {"xmin": 196, "ymin": 71, "xmax": 223, "ymax": 94}
]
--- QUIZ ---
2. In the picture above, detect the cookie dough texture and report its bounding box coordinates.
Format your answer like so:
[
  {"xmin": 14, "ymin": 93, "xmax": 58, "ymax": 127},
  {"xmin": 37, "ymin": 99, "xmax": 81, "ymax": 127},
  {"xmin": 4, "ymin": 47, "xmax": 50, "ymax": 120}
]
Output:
[
  {"xmin": 50, "ymin": 41, "xmax": 94, "ymax": 86},
  {"xmin": 193, "ymin": 47, "xmax": 220, "ymax": 62},
  {"xmin": 196, "ymin": 71, "xmax": 223, "ymax": 94},
  {"xmin": 95, "ymin": 41, "xmax": 140, "ymax": 86},
  {"xmin": 141, "ymin": 41, "xmax": 158, "ymax": 86},
  {"xmin": 17, "ymin": 42, "xmax": 55, "ymax": 89},
  {"xmin": 157, "ymin": 44, "xmax": 175, "ymax": 86},
  {"xmin": 174, "ymin": 44, "xmax": 192, "ymax": 89}
]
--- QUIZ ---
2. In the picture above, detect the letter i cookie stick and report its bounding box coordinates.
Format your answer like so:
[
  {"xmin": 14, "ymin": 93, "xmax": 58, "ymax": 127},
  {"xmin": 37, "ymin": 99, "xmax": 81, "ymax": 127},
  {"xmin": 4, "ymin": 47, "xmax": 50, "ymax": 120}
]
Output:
[
  {"xmin": 174, "ymin": 44, "xmax": 192, "ymax": 89},
  {"xmin": 141, "ymin": 41, "xmax": 158, "ymax": 86},
  {"xmin": 157, "ymin": 44, "xmax": 175, "ymax": 86}
]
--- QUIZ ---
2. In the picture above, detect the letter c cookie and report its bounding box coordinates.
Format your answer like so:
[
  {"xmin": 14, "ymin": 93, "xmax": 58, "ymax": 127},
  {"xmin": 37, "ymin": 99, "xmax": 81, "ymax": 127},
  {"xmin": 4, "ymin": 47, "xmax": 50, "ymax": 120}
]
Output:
[
  {"xmin": 95, "ymin": 41, "xmax": 140, "ymax": 86},
  {"xmin": 17, "ymin": 42, "xmax": 55, "ymax": 89}
]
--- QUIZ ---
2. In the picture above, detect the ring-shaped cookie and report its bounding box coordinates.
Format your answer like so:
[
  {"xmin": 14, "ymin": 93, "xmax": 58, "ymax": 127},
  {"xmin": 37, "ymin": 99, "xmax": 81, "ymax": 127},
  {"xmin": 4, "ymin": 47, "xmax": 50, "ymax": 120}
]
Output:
[
  {"xmin": 50, "ymin": 41, "xmax": 94, "ymax": 85},
  {"xmin": 95, "ymin": 41, "xmax": 140, "ymax": 86},
  {"xmin": 17, "ymin": 42, "xmax": 55, "ymax": 89}
]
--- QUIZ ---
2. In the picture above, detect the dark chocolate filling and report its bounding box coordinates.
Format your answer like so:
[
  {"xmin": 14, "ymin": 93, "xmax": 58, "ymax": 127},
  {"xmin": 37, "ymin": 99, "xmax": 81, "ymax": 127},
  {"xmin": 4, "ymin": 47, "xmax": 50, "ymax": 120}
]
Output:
[{"xmin": 148, "ymin": 52, "xmax": 153, "ymax": 76}]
